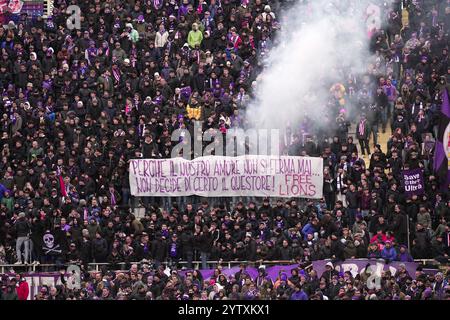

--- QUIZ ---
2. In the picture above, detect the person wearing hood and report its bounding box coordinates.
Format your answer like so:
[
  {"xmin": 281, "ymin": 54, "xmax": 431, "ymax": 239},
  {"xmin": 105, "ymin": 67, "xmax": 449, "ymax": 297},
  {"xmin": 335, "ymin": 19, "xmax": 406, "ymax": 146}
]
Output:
[
  {"xmin": 321, "ymin": 262, "xmax": 339, "ymax": 285},
  {"xmin": 301, "ymin": 218, "xmax": 319, "ymax": 240},
  {"xmin": 380, "ymin": 240, "xmax": 397, "ymax": 262},
  {"xmin": 396, "ymin": 245, "xmax": 414, "ymax": 262},
  {"xmin": 26, "ymin": 52, "xmax": 41, "ymax": 70},
  {"xmin": 187, "ymin": 23, "xmax": 203, "ymax": 48},
  {"xmin": 124, "ymin": 23, "xmax": 140, "ymax": 43},
  {"xmin": 274, "ymin": 272, "xmax": 292, "ymax": 298},
  {"xmin": 261, "ymin": 5, "xmax": 275, "ymax": 23}
]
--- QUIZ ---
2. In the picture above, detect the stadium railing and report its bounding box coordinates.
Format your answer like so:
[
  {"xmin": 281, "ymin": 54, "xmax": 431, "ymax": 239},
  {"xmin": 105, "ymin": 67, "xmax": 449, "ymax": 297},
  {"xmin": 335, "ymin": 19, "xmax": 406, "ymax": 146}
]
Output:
[{"xmin": 0, "ymin": 259, "xmax": 445, "ymax": 274}]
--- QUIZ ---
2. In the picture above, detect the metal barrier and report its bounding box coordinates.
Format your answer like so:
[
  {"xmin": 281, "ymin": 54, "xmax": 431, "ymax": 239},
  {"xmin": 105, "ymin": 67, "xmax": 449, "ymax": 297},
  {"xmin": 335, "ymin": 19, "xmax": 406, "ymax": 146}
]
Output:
[{"xmin": 0, "ymin": 259, "xmax": 445, "ymax": 274}]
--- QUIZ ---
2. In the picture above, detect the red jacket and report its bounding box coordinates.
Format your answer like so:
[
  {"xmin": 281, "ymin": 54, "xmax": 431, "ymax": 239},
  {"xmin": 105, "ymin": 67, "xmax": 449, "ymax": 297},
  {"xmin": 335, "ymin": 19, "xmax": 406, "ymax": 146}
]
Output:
[
  {"xmin": 370, "ymin": 234, "xmax": 395, "ymax": 251},
  {"xmin": 16, "ymin": 280, "xmax": 29, "ymax": 300}
]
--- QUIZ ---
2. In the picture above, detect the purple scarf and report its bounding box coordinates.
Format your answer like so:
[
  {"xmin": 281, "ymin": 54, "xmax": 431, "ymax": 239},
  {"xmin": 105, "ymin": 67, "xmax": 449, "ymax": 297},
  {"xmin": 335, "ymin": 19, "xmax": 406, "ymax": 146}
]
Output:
[
  {"xmin": 112, "ymin": 67, "xmax": 121, "ymax": 84},
  {"xmin": 110, "ymin": 191, "xmax": 116, "ymax": 205},
  {"xmin": 86, "ymin": 47, "xmax": 97, "ymax": 65},
  {"xmin": 359, "ymin": 119, "xmax": 366, "ymax": 136}
]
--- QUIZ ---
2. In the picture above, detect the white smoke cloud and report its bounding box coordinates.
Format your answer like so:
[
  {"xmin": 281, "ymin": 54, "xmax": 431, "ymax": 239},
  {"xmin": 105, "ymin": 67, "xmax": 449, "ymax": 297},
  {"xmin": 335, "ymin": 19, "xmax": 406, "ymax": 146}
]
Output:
[{"xmin": 246, "ymin": 0, "xmax": 392, "ymax": 131}]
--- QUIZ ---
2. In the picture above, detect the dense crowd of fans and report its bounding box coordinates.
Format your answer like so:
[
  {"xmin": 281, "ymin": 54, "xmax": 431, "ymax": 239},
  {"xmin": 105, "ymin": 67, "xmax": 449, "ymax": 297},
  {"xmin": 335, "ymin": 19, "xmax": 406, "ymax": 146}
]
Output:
[
  {"xmin": 1, "ymin": 263, "xmax": 449, "ymax": 300},
  {"xmin": 0, "ymin": 0, "xmax": 449, "ymax": 300}
]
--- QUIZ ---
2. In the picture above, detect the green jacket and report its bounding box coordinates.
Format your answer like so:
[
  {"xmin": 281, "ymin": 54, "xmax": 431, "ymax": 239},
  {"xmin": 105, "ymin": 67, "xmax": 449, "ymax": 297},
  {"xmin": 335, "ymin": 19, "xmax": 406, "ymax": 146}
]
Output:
[
  {"xmin": 1, "ymin": 197, "xmax": 13, "ymax": 212},
  {"xmin": 187, "ymin": 30, "xmax": 203, "ymax": 48},
  {"xmin": 129, "ymin": 29, "xmax": 139, "ymax": 43}
]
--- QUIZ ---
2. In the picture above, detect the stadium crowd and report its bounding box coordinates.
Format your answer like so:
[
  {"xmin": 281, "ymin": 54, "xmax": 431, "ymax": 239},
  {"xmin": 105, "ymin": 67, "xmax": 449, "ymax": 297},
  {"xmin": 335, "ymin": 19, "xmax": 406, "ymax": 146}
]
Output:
[{"xmin": 0, "ymin": 0, "xmax": 450, "ymax": 300}]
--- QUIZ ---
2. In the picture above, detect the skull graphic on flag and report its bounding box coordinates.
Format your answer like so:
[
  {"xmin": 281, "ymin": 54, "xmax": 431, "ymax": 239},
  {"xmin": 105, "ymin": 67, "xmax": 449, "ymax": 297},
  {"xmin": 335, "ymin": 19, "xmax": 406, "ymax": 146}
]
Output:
[{"xmin": 42, "ymin": 232, "xmax": 62, "ymax": 255}]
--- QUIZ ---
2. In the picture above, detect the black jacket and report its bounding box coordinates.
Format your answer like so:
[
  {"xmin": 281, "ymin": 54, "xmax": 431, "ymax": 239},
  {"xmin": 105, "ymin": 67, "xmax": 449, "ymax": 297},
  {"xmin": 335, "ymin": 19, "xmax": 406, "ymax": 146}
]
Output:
[
  {"xmin": 134, "ymin": 241, "xmax": 152, "ymax": 261},
  {"xmin": 92, "ymin": 238, "xmax": 108, "ymax": 259},
  {"xmin": 391, "ymin": 212, "xmax": 408, "ymax": 235},
  {"xmin": 245, "ymin": 239, "xmax": 257, "ymax": 261},
  {"xmin": 151, "ymin": 238, "xmax": 168, "ymax": 261},
  {"xmin": 345, "ymin": 190, "xmax": 360, "ymax": 209},
  {"xmin": 194, "ymin": 231, "xmax": 213, "ymax": 253},
  {"xmin": 14, "ymin": 218, "xmax": 31, "ymax": 237},
  {"xmin": 79, "ymin": 238, "xmax": 92, "ymax": 263},
  {"xmin": 180, "ymin": 231, "xmax": 194, "ymax": 256}
]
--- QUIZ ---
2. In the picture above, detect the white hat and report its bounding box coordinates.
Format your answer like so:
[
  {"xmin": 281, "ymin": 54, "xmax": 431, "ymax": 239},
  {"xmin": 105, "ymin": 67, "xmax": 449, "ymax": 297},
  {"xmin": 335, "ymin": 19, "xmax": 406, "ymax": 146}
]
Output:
[
  {"xmin": 126, "ymin": 23, "xmax": 133, "ymax": 29},
  {"xmin": 325, "ymin": 262, "xmax": 334, "ymax": 268},
  {"xmin": 123, "ymin": 58, "xmax": 130, "ymax": 64}
]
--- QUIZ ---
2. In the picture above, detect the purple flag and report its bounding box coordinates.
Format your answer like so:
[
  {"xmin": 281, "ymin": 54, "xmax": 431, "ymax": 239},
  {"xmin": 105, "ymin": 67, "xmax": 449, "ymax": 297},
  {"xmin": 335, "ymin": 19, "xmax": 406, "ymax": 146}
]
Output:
[
  {"xmin": 433, "ymin": 88, "xmax": 450, "ymax": 190},
  {"xmin": 402, "ymin": 168, "xmax": 425, "ymax": 198}
]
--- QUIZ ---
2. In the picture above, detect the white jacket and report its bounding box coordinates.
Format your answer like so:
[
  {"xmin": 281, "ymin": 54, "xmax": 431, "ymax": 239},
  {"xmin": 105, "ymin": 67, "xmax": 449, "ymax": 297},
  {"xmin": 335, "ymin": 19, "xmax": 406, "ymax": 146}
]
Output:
[{"xmin": 155, "ymin": 31, "xmax": 169, "ymax": 48}]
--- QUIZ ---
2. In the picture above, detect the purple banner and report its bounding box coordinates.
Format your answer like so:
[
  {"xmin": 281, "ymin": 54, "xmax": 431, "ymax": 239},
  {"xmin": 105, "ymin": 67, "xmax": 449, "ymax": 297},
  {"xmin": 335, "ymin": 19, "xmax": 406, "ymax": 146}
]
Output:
[
  {"xmin": 312, "ymin": 259, "xmax": 418, "ymax": 279},
  {"xmin": 179, "ymin": 259, "xmax": 423, "ymax": 282},
  {"xmin": 178, "ymin": 265, "xmax": 299, "ymax": 282},
  {"xmin": 402, "ymin": 168, "xmax": 424, "ymax": 197},
  {"xmin": 2, "ymin": 260, "xmax": 439, "ymax": 299}
]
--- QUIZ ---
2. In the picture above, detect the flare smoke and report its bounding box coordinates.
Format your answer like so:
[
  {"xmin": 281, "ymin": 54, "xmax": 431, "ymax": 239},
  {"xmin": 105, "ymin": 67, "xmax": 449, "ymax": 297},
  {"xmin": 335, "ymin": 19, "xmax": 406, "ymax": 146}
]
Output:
[{"xmin": 247, "ymin": 0, "xmax": 393, "ymax": 131}]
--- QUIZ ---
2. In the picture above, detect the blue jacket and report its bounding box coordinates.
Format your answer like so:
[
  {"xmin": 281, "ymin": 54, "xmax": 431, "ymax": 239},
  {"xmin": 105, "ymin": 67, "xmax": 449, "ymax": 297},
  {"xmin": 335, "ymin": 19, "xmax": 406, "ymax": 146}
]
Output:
[
  {"xmin": 291, "ymin": 290, "xmax": 308, "ymax": 300},
  {"xmin": 0, "ymin": 184, "xmax": 8, "ymax": 202},
  {"xmin": 302, "ymin": 223, "xmax": 316, "ymax": 240},
  {"xmin": 381, "ymin": 247, "xmax": 397, "ymax": 261},
  {"xmin": 396, "ymin": 252, "xmax": 414, "ymax": 262}
]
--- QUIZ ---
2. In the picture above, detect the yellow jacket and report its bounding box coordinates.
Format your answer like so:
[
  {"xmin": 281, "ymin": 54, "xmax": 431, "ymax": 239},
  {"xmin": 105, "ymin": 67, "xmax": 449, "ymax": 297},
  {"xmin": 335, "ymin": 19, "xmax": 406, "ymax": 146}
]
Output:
[{"xmin": 186, "ymin": 104, "xmax": 202, "ymax": 120}]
